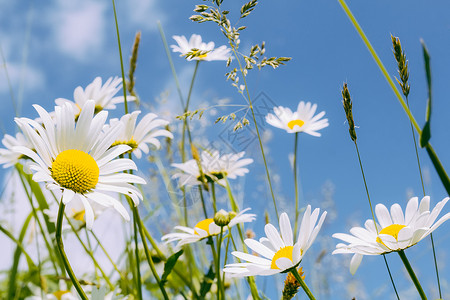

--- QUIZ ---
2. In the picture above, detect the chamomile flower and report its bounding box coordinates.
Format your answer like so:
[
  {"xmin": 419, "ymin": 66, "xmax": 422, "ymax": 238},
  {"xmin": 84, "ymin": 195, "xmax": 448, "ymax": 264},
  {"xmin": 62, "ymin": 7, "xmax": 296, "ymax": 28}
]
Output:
[
  {"xmin": 332, "ymin": 196, "xmax": 450, "ymax": 274},
  {"xmin": 14, "ymin": 100, "xmax": 146, "ymax": 229},
  {"xmin": 171, "ymin": 34, "xmax": 231, "ymax": 61},
  {"xmin": 55, "ymin": 77, "xmax": 135, "ymax": 117},
  {"xmin": 172, "ymin": 150, "xmax": 253, "ymax": 187},
  {"xmin": 161, "ymin": 208, "xmax": 256, "ymax": 248},
  {"xmin": 0, "ymin": 132, "xmax": 33, "ymax": 168},
  {"xmin": 265, "ymin": 101, "xmax": 329, "ymax": 136},
  {"xmin": 223, "ymin": 206, "xmax": 327, "ymax": 277},
  {"xmin": 108, "ymin": 111, "xmax": 173, "ymax": 159}
]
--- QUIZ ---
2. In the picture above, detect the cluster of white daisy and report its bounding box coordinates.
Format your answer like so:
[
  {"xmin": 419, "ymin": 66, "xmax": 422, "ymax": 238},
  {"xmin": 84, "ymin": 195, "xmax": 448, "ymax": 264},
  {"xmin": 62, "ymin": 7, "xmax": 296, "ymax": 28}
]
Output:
[{"xmin": 0, "ymin": 76, "xmax": 172, "ymax": 229}]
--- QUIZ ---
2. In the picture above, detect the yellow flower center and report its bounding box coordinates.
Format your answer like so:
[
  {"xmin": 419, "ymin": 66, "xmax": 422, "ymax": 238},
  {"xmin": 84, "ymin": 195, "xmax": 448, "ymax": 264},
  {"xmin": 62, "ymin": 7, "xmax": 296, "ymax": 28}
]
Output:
[
  {"xmin": 271, "ymin": 246, "xmax": 294, "ymax": 269},
  {"xmin": 111, "ymin": 138, "xmax": 138, "ymax": 153},
  {"xmin": 287, "ymin": 119, "xmax": 305, "ymax": 130},
  {"xmin": 53, "ymin": 290, "xmax": 70, "ymax": 300},
  {"xmin": 51, "ymin": 149, "xmax": 99, "ymax": 194},
  {"xmin": 194, "ymin": 218, "xmax": 214, "ymax": 235},
  {"xmin": 376, "ymin": 224, "xmax": 406, "ymax": 244}
]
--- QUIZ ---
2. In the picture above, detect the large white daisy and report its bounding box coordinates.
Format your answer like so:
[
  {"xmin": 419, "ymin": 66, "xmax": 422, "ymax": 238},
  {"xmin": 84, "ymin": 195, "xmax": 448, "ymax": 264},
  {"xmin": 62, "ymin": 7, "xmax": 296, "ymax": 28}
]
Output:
[
  {"xmin": 265, "ymin": 101, "xmax": 329, "ymax": 136},
  {"xmin": 332, "ymin": 196, "xmax": 450, "ymax": 274},
  {"xmin": 55, "ymin": 77, "xmax": 135, "ymax": 116},
  {"xmin": 171, "ymin": 34, "xmax": 231, "ymax": 61},
  {"xmin": 224, "ymin": 206, "xmax": 327, "ymax": 277},
  {"xmin": 172, "ymin": 150, "xmax": 253, "ymax": 187},
  {"xmin": 107, "ymin": 111, "xmax": 173, "ymax": 159},
  {"xmin": 14, "ymin": 100, "xmax": 146, "ymax": 229},
  {"xmin": 0, "ymin": 132, "xmax": 33, "ymax": 168},
  {"xmin": 161, "ymin": 208, "xmax": 256, "ymax": 248}
]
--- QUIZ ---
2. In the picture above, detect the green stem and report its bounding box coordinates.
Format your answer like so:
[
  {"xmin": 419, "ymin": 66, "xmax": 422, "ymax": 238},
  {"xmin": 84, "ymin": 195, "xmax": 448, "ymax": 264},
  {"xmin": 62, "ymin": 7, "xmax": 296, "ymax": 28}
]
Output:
[
  {"xmin": 55, "ymin": 202, "xmax": 88, "ymax": 300},
  {"xmin": 132, "ymin": 209, "xmax": 143, "ymax": 300},
  {"xmin": 132, "ymin": 203, "xmax": 169, "ymax": 300},
  {"xmin": 216, "ymin": 228, "xmax": 225, "ymax": 300},
  {"xmin": 229, "ymin": 45, "xmax": 279, "ymax": 222},
  {"xmin": 290, "ymin": 268, "xmax": 316, "ymax": 300},
  {"xmin": 293, "ymin": 132, "xmax": 300, "ymax": 238},
  {"xmin": 112, "ymin": 0, "xmax": 129, "ymax": 114},
  {"xmin": 211, "ymin": 182, "xmax": 218, "ymax": 214},
  {"xmin": 398, "ymin": 250, "xmax": 427, "ymax": 300},
  {"xmin": 337, "ymin": 0, "xmax": 450, "ymax": 196}
]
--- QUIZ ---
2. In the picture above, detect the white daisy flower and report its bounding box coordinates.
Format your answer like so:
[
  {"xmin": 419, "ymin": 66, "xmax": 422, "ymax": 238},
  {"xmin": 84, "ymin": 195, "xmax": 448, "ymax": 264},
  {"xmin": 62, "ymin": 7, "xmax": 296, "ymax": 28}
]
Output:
[
  {"xmin": 171, "ymin": 34, "xmax": 231, "ymax": 61},
  {"xmin": 161, "ymin": 208, "xmax": 256, "ymax": 248},
  {"xmin": 223, "ymin": 206, "xmax": 327, "ymax": 277},
  {"xmin": 265, "ymin": 101, "xmax": 329, "ymax": 136},
  {"xmin": 55, "ymin": 77, "xmax": 135, "ymax": 117},
  {"xmin": 172, "ymin": 150, "xmax": 253, "ymax": 187},
  {"xmin": 332, "ymin": 196, "xmax": 450, "ymax": 274},
  {"xmin": 0, "ymin": 132, "xmax": 33, "ymax": 168},
  {"xmin": 108, "ymin": 111, "xmax": 173, "ymax": 159},
  {"xmin": 14, "ymin": 100, "xmax": 146, "ymax": 229}
]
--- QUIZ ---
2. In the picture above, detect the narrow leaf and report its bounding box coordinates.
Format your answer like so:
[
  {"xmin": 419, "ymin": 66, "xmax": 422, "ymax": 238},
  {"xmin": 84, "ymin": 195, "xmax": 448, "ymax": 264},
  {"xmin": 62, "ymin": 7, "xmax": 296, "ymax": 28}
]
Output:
[
  {"xmin": 420, "ymin": 40, "xmax": 432, "ymax": 147},
  {"xmin": 161, "ymin": 250, "xmax": 184, "ymax": 284},
  {"xmin": 199, "ymin": 265, "xmax": 215, "ymax": 299}
]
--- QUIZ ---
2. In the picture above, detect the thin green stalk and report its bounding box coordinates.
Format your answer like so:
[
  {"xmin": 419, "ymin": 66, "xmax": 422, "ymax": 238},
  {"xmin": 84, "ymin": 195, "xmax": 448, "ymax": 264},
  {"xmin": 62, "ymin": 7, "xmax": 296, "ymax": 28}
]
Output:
[
  {"xmin": 157, "ymin": 21, "xmax": 185, "ymax": 108},
  {"xmin": 211, "ymin": 182, "xmax": 218, "ymax": 214},
  {"xmin": 132, "ymin": 204, "xmax": 169, "ymax": 300},
  {"xmin": 55, "ymin": 202, "xmax": 88, "ymax": 300},
  {"xmin": 112, "ymin": 0, "xmax": 129, "ymax": 114},
  {"xmin": 290, "ymin": 268, "xmax": 315, "ymax": 300},
  {"xmin": 229, "ymin": 46, "xmax": 279, "ymax": 222},
  {"xmin": 293, "ymin": 132, "xmax": 300, "ymax": 238},
  {"xmin": 64, "ymin": 217, "xmax": 114, "ymax": 290},
  {"xmin": 353, "ymin": 142, "xmax": 400, "ymax": 299},
  {"xmin": 398, "ymin": 250, "xmax": 427, "ymax": 299},
  {"xmin": 337, "ymin": 0, "xmax": 450, "ymax": 196},
  {"xmin": 207, "ymin": 236, "xmax": 220, "ymax": 299},
  {"xmin": 90, "ymin": 230, "xmax": 126, "ymax": 282},
  {"xmin": 84, "ymin": 227, "xmax": 101, "ymax": 284},
  {"xmin": 216, "ymin": 228, "xmax": 225, "ymax": 300},
  {"xmin": 221, "ymin": 233, "xmax": 231, "ymax": 293},
  {"xmin": 132, "ymin": 208, "xmax": 143, "ymax": 300},
  {"xmin": 0, "ymin": 44, "xmax": 18, "ymax": 117},
  {"xmin": 5, "ymin": 213, "xmax": 36, "ymax": 300}
]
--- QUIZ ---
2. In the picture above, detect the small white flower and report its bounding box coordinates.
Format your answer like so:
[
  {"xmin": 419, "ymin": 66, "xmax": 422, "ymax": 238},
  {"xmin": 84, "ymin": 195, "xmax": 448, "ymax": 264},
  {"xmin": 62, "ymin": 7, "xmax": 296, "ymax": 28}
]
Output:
[
  {"xmin": 14, "ymin": 100, "xmax": 146, "ymax": 229},
  {"xmin": 265, "ymin": 101, "xmax": 329, "ymax": 136},
  {"xmin": 171, "ymin": 34, "xmax": 231, "ymax": 61},
  {"xmin": 172, "ymin": 150, "xmax": 253, "ymax": 187},
  {"xmin": 0, "ymin": 132, "xmax": 33, "ymax": 168},
  {"xmin": 108, "ymin": 111, "xmax": 173, "ymax": 159},
  {"xmin": 332, "ymin": 196, "xmax": 450, "ymax": 274},
  {"xmin": 162, "ymin": 208, "xmax": 256, "ymax": 248},
  {"xmin": 223, "ymin": 206, "xmax": 327, "ymax": 277},
  {"xmin": 55, "ymin": 77, "xmax": 135, "ymax": 116}
]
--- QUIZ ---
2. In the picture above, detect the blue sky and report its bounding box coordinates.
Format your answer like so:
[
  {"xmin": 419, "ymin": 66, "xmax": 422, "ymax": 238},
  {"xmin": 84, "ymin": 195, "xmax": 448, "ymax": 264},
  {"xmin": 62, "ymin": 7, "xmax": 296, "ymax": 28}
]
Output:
[{"xmin": 1, "ymin": 0, "xmax": 450, "ymax": 299}]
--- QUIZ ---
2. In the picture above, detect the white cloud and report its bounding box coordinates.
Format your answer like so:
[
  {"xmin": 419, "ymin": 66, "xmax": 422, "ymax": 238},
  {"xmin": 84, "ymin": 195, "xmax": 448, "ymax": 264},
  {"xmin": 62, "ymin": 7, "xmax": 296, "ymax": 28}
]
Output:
[
  {"xmin": 123, "ymin": 0, "xmax": 167, "ymax": 31},
  {"xmin": 49, "ymin": 0, "xmax": 107, "ymax": 61},
  {"xmin": 0, "ymin": 61, "xmax": 45, "ymax": 94}
]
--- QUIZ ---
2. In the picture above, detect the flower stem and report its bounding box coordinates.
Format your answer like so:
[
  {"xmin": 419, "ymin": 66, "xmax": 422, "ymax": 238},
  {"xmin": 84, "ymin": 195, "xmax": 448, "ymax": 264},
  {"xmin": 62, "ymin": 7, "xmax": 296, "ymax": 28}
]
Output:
[
  {"xmin": 211, "ymin": 182, "xmax": 218, "ymax": 214},
  {"xmin": 55, "ymin": 201, "xmax": 88, "ymax": 300},
  {"xmin": 216, "ymin": 228, "xmax": 225, "ymax": 300},
  {"xmin": 132, "ymin": 209, "xmax": 143, "ymax": 300},
  {"xmin": 398, "ymin": 250, "xmax": 428, "ymax": 300},
  {"xmin": 290, "ymin": 268, "xmax": 315, "ymax": 300},
  {"xmin": 293, "ymin": 132, "xmax": 300, "ymax": 238}
]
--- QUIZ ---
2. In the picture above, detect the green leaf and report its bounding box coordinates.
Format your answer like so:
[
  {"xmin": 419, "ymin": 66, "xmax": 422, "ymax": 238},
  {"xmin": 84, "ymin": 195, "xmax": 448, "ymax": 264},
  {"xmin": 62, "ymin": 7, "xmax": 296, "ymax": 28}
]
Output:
[
  {"xmin": 199, "ymin": 265, "xmax": 215, "ymax": 299},
  {"xmin": 420, "ymin": 40, "xmax": 432, "ymax": 148},
  {"xmin": 161, "ymin": 250, "xmax": 184, "ymax": 284}
]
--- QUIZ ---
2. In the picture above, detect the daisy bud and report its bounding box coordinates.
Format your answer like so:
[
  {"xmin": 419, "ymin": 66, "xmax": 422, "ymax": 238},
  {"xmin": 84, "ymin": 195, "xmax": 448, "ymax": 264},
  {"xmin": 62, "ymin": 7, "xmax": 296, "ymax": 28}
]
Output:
[
  {"xmin": 282, "ymin": 267, "xmax": 305, "ymax": 300},
  {"xmin": 341, "ymin": 83, "xmax": 357, "ymax": 142},
  {"xmin": 214, "ymin": 209, "xmax": 230, "ymax": 227}
]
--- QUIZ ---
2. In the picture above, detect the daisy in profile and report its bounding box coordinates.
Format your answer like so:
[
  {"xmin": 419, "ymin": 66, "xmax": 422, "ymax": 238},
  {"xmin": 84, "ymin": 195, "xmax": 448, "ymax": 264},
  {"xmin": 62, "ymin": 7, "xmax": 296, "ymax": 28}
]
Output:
[
  {"xmin": 107, "ymin": 111, "xmax": 173, "ymax": 159},
  {"xmin": 224, "ymin": 206, "xmax": 327, "ymax": 277},
  {"xmin": 333, "ymin": 196, "xmax": 450, "ymax": 274},
  {"xmin": 172, "ymin": 150, "xmax": 253, "ymax": 187},
  {"xmin": 265, "ymin": 101, "xmax": 329, "ymax": 136},
  {"xmin": 161, "ymin": 208, "xmax": 256, "ymax": 248},
  {"xmin": 0, "ymin": 132, "xmax": 33, "ymax": 168},
  {"xmin": 55, "ymin": 76, "xmax": 135, "ymax": 117},
  {"xmin": 14, "ymin": 100, "xmax": 146, "ymax": 229},
  {"xmin": 171, "ymin": 34, "xmax": 231, "ymax": 61}
]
